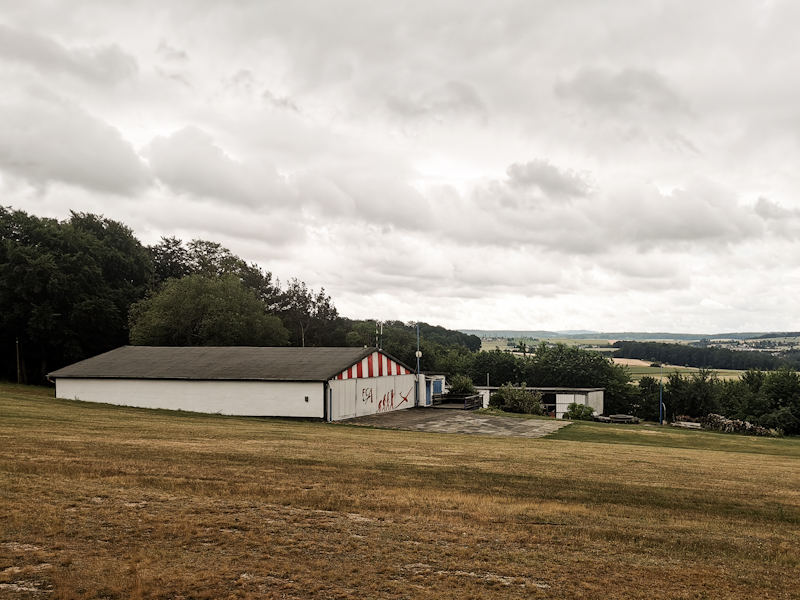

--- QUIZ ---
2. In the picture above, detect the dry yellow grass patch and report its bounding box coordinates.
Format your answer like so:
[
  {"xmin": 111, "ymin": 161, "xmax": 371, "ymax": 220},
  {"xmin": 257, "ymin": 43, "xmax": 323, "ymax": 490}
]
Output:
[{"xmin": 1, "ymin": 383, "xmax": 799, "ymax": 599}]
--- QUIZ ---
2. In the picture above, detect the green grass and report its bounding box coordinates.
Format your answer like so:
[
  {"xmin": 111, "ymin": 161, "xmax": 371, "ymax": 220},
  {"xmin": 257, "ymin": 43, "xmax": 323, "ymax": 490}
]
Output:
[
  {"xmin": 476, "ymin": 407, "xmax": 800, "ymax": 455},
  {"xmin": 548, "ymin": 418, "xmax": 800, "ymax": 455},
  {"xmin": 480, "ymin": 339, "xmax": 515, "ymax": 351},
  {"xmin": 481, "ymin": 338, "xmax": 617, "ymax": 352},
  {"xmin": 536, "ymin": 338, "xmax": 613, "ymax": 347},
  {"xmin": 623, "ymin": 364, "xmax": 744, "ymax": 381}
]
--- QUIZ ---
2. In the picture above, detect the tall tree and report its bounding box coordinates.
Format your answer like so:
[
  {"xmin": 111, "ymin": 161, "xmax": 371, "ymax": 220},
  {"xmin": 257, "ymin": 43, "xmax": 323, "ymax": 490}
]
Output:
[
  {"xmin": 186, "ymin": 239, "xmax": 247, "ymax": 278},
  {"xmin": 129, "ymin": 274, "xmax": 289, "ymax": 347},
  {"xmin": 148, "ymin": 236, "xmax": 190, "ymax": 282},
  {"xmin": 148, "ymin": 237, "xmax": 282, "ymax": 309},
  {"xmin": 277, "ymin": 279, "xmax": 340, "ymax": 347}
]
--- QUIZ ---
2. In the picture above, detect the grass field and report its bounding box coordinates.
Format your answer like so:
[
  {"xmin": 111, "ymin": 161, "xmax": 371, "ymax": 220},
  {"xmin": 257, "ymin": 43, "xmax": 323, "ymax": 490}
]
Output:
[
  {"xmin": 480, "ymin": 338, "xmax": 617, "ymax": 351},
  {"xmin": 2, "ymin": 383, "xmax": 800, "ymax": 599},
  {"xmin": 480, "ymin": 340, "xmax": 515, "ymax": 351},
  {"xmin": 616, "ymin": 363, "xmax": 744, "ymax": 382}
]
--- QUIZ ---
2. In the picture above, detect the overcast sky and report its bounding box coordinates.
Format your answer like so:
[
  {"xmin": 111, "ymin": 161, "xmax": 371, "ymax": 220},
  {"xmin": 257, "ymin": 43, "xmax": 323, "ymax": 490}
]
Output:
[{"xmin": 2, "ymin": 1, "xmax": 799, "ymax": 333}]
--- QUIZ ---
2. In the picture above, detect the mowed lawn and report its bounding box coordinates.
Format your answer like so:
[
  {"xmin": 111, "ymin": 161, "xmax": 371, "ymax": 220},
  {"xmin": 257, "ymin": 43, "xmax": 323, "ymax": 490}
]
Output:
[{"xmin": 2, "ymin": 384, "xmax": 800, "ymax": 599}]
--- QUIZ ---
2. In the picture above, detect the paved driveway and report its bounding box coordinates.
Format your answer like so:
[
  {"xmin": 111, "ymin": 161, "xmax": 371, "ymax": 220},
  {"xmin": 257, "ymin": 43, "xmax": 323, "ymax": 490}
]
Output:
[{"xmin": 341, "ymin": 408, "xmax": 571, "ymax": 438}]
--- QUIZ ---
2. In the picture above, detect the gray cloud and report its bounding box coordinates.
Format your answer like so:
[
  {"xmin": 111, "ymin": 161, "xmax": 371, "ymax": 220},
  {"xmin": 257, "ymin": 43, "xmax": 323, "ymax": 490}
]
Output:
[
  {"xmin": 506, "ymin": 159, "xmax": 591, "ymax": 200},
  {"xmin": 0, "ymin": 93, "xmax": 150, "ymax": 193},
  {"xmin": 316, "ymin": 171, "xmax": 434, "ymax": 230},
  {"xmin": 556, "ymin": 67, "xmax": 689, "ymax": 117},
  {"xmin": 263, "ymin": 89, "xmax": 300, "ymax": 112},
  {"xmin": 145, "ymin": 126, "xmax": 290, "ymax": 208},
  {"xmin": 753, "ymin": 196, "xmax": 800, "ymax": 239},
  {"xmin": 599, "ymin": 181, "xmax": 760, "ymax": 248},
  {"xmin": 0, "ymin": 23, "xmax": 137, "ymax": 84},
  {"xmin": 755, "ymin": 196, "xmax": 797, "ymax": 220},
  {"xmin": 387, "ymin": 80, "xmax": 487, "ymax": 121},
  {"xmin": 156, "ymin": 40, "xmax": 188, "ymax": 62},
  {"xmin": 432, "ymin": 168, "xmax": 764, "ymax": 261}
]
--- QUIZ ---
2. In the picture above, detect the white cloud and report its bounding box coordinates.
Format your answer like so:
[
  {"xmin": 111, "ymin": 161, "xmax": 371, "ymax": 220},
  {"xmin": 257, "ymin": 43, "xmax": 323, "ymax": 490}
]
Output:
[{"xmin": 700, "ymin": 298, "xmax": 733, "ymax": 310}]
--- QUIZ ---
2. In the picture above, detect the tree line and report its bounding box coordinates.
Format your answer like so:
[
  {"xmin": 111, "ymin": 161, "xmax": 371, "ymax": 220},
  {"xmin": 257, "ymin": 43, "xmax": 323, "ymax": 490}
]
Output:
[
  {"xmin": 612, "ymin": 340, "xmax": 800, "ymax": 371},
  {"xmin": 631, "ymin": 369, "xmax": 800, "ymax": 435}
]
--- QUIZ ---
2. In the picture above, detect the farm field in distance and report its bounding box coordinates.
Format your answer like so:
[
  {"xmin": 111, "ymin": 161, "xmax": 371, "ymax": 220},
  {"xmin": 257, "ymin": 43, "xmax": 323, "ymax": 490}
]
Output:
[
  {"xmin": 612, "ymin": 358, "xmax": 744, "ymax": 382},
  {"xmin": 481, "ymin": 337, "xmax": 619, "ymax": 351},
  {"xmin": 480, "ymin": 338, "xmax": 745, "ymax": 381},
  {"xmin": 2, "ymin": 383, "xmax": 799, "ymax": 599}
]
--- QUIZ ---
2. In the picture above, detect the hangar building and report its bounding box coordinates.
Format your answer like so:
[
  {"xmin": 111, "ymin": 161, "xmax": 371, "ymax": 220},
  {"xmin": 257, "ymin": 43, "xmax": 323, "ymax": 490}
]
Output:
[{"xmin": 48, "ymin": 346, "xmax": 418, "ymax": 422}]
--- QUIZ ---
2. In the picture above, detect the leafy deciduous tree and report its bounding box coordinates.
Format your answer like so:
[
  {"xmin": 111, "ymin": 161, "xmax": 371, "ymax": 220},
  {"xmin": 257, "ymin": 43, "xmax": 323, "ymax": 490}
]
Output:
[
  {"xmin": 0, "ymin": 208, "xmax": 152, "ymax": 382},
  {"xmin": 129, "ymin": 274, "xmax": 289, "ymax": 347},
  {"xmin": 276, "ymin": 279, "xmax": 339, "ymax": 347}
]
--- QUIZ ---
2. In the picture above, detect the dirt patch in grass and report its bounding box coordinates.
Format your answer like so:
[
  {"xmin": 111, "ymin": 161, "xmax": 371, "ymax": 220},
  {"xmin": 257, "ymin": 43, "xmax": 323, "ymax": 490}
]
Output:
[{"xmin": 1, "ymin": 383, "xmax": 800, "ymax": 598}]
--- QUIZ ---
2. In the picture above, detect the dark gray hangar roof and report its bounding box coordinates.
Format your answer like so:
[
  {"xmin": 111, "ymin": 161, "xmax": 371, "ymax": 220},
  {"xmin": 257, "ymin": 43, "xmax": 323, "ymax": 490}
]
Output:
[{"xmin": 48, "ymin": 346, "xmax": 408, "ymax": 382}]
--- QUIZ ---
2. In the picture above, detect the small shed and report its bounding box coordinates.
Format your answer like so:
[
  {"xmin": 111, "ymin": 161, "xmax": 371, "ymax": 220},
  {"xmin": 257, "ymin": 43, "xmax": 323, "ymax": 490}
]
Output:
[{"xmin": 48, "ymin": 346, "xmax": 418, "ymax": 422}]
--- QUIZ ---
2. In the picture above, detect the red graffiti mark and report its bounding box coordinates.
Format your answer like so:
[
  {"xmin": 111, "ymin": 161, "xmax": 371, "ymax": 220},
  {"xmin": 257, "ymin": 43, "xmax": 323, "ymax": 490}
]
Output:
[
  {"xmin": 376, "ymin": 387, "xmax": 414, "ymax": 412},
  {"xmin": 397, "ymin": 386, "xmax": 413, "ymax": 407},
  {"xmin": 361, "ymin": 388, "xmax": 373, "ymax": 404},
  {"xmin": 377, "ymin": 390, "xmax": 394, "ymax": 412}
]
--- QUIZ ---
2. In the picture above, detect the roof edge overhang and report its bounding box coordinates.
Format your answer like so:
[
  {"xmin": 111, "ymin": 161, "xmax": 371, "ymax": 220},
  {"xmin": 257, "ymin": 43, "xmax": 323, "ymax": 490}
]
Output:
[{"xmin": 51, "ymin": 375, "xmax": 328, "ymax": 383}]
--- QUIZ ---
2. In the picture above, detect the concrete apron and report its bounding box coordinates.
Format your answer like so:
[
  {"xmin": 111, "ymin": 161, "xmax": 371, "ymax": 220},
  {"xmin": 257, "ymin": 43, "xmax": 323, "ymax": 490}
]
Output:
[{"xmin": 339, "ymin": 407, "xmax": 571, "ymax": 439}]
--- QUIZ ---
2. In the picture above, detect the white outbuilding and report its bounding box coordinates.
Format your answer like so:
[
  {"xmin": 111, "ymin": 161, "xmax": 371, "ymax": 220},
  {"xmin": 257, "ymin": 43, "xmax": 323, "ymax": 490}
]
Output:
[{"xmin": 48, "ymin": 346, "xmax": 419, "ymax": 422}]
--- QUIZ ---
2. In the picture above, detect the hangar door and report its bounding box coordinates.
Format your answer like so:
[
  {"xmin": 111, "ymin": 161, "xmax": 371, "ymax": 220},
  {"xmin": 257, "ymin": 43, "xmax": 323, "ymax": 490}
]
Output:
[{"xmin": 328, "ymin": 374, "xmax": 416, "ymax": 421}]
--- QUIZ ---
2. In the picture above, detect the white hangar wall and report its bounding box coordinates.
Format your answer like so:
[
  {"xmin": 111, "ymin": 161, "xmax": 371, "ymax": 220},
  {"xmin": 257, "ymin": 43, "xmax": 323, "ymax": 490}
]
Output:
[
  {"xmin": 328, "ymin": 374, "xmax": 417, "ymax": 421},
  {"xmin": 55, "ymin": 378, "xmax": 325, "ymax": 418}
]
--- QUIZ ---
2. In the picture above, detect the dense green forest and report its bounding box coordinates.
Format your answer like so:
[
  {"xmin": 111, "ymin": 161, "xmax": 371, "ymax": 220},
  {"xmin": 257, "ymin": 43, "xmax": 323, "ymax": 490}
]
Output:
[{"xmin": 613, "ymin": 340, "xmax": 800, "ymax": 371}]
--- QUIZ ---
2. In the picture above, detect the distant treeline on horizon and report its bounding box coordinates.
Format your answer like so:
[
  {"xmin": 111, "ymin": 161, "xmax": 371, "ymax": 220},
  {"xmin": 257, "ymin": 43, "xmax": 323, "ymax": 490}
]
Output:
[
  {"xmin": 460, "ymin": 330, "xmax": 789, "ymax": 342},
  {"xmin": 613, "ymin": 341, "xmax": 800, "ymax": 372}
]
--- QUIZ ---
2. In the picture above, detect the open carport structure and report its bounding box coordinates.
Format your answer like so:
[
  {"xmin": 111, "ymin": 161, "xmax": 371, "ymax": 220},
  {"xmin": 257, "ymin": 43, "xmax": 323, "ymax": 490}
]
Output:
[{"xmin": 475, "ymin": 385, "xmax": 604, "ymax": 418}]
